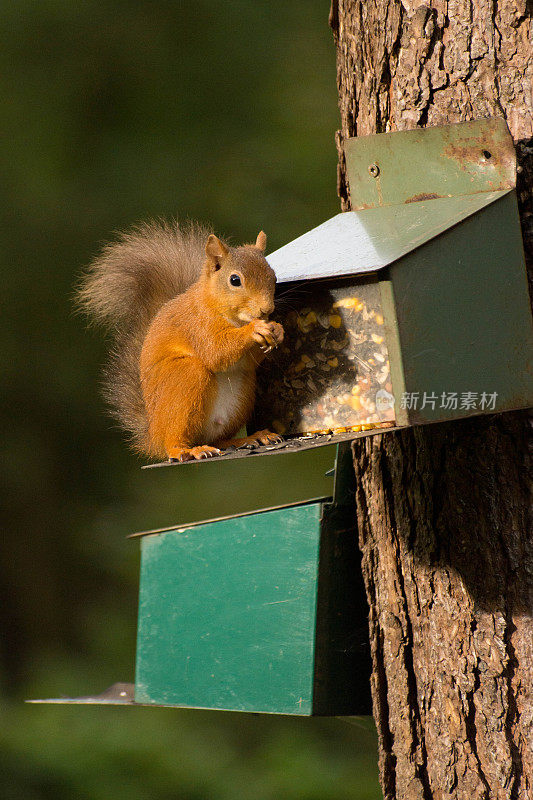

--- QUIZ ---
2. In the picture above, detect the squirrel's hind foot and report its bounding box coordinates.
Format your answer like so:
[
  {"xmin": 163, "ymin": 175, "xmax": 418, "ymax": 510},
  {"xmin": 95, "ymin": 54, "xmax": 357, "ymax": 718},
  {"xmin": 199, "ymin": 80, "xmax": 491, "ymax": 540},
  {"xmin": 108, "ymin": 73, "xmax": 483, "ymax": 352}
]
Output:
[
  {"xmin": 218, "ymin": 430, "xmax": 283, "ymax": 448},
  {"xmin": 168, "ymin": 432, "xmax": 284, "ymax": 462},
  {"xmin": 169, "ymin": 445, "xmax": 222, "ymax": 462}
]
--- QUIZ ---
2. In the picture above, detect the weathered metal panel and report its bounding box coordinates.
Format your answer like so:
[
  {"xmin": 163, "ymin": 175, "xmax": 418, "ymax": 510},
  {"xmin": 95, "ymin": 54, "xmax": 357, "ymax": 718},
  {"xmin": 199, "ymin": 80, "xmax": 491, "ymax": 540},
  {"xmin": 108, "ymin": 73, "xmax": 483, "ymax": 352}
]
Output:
[
  {"xmin": 135, "ymin": 505, "xmax": 322, "ymax": 714},
  {"xmin": 134, "ymin": 445, "xmax": 337, "ymax": 530},
  {"xmin": 389, "ymin": 190, "xmax": 533, "ymax": 423},
  {"xmin": 254, "ymin": 278, "xmax": 396, "ymax": 436},
  {"xmin": 344, "ymin": 118, "xmax": 516, "ymax": 210},
  {"xmin": 27, "ymin": 683, "xmax": 137, "ymax": 705},
  {"xmin": 266, "ymin": 191, "xmax": 508, "ymax": 283}
]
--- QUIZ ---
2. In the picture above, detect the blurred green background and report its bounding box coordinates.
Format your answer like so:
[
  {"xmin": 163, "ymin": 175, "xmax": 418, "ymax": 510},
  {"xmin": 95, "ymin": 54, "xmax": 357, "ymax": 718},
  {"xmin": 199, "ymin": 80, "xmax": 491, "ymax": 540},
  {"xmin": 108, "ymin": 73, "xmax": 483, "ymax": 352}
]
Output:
[{"xmin": 1, "ymin": 1, "xmax": 381, "ymax": 797}]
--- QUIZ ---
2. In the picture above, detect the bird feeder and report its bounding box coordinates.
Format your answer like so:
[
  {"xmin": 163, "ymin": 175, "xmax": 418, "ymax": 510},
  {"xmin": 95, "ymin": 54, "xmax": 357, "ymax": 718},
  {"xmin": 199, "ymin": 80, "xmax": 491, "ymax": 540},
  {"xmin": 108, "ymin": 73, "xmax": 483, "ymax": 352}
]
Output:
[
  {"xmin": 254, "ymin": 117, "xmax": 533, "ymax": 435},
  {"xmin": 31, "ymin": 442, "xmax": 372, "ymax": 715},
  {"xmin": 134, "ymin": 443, "xmax": 370, "ymax": 715},
  {"xmin": 31, "ymin": 118, "xmax": 533, "ymax": 716}
]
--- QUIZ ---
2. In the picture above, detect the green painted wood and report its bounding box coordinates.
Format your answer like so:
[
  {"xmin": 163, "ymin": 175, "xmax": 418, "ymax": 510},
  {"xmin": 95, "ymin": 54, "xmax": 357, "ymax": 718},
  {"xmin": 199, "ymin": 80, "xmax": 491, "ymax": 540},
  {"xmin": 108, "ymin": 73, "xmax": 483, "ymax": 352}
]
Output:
[
  {"xmin": 344, "ymin": 118, "xmax": 515, "ymax": 209},
  {"xmin": 387, "ymin": 190, "xmax": 533, "ymax": 423},
  {"xmin": 134, "ymin": 445, "xmax": 337, "ymax": 532},
  {"xmin": 135, "ymin": 505, "xmax": 323, "ymax": 714}
]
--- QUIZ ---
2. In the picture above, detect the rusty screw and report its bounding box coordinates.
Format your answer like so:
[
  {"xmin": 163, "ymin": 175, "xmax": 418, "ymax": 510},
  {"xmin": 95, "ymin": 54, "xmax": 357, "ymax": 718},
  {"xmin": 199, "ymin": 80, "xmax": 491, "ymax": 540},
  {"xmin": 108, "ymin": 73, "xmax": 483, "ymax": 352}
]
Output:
[{"xmin": 368, "ymin": 163, "xmax": 380, "ymax": 177}]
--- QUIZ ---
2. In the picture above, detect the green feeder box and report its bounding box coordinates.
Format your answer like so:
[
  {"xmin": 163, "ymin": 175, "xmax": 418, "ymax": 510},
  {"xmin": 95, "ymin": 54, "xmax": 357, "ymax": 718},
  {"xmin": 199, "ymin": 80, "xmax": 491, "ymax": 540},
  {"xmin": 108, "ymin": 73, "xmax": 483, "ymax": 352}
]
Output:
[
  {"xmin": 30, "ymin": 442, "xmax": 373, "ymax": 716},
  {"xmin": 135, "ymin": 443, "xmax": 371, "ymax": 715},
  {"xmin": 254, "ymin": 117, "xmax": 533, "ymax": 435}
]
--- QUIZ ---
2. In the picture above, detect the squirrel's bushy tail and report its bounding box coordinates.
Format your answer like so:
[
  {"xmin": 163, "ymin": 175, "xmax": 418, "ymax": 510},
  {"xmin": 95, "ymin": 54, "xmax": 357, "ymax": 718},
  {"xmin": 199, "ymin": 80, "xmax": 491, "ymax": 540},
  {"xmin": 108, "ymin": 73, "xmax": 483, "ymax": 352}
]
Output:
[{"xmin": 77, "ymin": 219, "xmax": 212, "ymax": 454}]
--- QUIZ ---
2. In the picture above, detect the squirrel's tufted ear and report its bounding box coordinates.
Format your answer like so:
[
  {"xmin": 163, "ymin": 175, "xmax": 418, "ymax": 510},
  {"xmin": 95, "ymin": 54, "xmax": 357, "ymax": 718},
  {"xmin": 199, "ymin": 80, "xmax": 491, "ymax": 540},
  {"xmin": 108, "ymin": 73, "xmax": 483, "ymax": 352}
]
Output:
[
  {"xmin": 255, "ymin": 231, "xmax": 267, "ymax": 252},
  {"xmin": 205, "ymin": 234, "xmax": 229, "ymax": 267}
]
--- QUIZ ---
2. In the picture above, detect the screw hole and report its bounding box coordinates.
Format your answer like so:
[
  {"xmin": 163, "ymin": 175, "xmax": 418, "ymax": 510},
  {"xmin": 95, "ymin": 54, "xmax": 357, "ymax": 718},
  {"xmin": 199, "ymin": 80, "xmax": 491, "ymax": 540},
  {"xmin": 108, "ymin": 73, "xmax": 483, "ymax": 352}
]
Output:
[
  {"xmin": 482, "ymin": 150, "xmax": 492, "ymax": 159},
  {"xmin": 368, "ymin": 163, "xmax": 380, "ymax": 177}
]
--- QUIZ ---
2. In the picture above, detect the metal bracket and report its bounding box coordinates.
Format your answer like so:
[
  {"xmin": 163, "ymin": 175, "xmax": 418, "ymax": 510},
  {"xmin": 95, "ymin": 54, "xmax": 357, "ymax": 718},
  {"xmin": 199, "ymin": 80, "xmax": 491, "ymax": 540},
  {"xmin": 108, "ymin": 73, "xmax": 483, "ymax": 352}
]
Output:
[{"xmin": 344, "ymin": 118, "xmax": 516, "ymax": 209}]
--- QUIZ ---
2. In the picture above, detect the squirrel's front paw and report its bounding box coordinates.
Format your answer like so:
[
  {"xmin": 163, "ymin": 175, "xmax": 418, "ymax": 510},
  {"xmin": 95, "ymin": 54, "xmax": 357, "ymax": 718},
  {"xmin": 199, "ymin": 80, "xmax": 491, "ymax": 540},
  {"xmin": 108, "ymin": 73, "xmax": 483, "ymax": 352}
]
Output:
[{"xmin": 250, "ymin": 319, "xmax": 284, "ymax": 351}]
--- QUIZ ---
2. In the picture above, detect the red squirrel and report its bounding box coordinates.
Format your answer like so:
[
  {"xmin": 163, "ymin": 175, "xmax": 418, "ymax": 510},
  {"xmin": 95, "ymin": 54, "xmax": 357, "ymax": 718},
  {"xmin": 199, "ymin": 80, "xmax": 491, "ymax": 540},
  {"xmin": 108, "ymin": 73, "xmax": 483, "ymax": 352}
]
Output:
[{"xmin": 78, "ymin": 220, "xmax": 284, "ymax": 461}]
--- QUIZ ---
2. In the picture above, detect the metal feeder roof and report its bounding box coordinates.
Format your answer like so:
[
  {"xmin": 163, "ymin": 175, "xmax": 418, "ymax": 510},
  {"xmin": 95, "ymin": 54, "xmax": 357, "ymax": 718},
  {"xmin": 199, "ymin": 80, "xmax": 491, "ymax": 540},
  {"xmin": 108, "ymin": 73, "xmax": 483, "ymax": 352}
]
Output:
[
  {"xmin": 266, "ymin": 191, "xmax": 508, "ymax": 283},
  {"xmin": 267, "ymin": 117, "xmax": 516, "ymax": 284}
]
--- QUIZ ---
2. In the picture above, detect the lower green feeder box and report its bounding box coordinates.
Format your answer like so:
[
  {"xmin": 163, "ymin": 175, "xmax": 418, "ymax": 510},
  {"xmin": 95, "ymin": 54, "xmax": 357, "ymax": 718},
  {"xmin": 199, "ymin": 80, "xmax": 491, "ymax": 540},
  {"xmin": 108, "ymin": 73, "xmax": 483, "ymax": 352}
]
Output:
[
  {"xmin": 135, "ymin": 497, "xmax": 370, "ymax": 716},
  {"xmin": 29, "ymin": 442, "xmax": 371, "ymax": 715}
]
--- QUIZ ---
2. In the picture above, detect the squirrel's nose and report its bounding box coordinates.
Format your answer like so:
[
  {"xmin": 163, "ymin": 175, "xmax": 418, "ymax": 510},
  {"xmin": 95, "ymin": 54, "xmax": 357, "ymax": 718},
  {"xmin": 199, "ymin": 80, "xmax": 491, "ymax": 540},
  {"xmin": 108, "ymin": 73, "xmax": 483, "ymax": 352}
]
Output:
[{"xmin": 260, "ymin": 305, "xmax": 274, "ymax": 319}]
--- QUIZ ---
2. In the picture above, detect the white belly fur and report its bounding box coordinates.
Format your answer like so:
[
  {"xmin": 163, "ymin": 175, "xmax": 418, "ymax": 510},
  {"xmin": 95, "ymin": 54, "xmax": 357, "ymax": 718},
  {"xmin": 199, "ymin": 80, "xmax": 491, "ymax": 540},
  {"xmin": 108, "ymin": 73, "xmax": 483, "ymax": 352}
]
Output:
[{"xmin": 204, "ymin": 361, "xmax": 247, "ymax": 442}]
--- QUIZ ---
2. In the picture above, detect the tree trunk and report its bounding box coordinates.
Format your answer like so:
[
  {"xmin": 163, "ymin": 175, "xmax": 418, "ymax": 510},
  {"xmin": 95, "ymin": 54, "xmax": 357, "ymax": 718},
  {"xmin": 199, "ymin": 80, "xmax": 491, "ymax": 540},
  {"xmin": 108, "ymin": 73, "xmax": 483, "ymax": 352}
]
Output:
[{"xmin": 329, "ymin": 2, "xmax": 533, "ymax": 798}]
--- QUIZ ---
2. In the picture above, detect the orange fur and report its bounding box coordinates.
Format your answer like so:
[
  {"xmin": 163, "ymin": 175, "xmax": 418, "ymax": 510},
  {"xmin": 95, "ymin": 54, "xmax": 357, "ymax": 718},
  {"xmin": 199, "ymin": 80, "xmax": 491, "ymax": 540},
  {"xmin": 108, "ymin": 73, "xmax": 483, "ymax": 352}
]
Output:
[{"xmin": 78, "ymin": 221, "xmax": 284, "ymax": 461}]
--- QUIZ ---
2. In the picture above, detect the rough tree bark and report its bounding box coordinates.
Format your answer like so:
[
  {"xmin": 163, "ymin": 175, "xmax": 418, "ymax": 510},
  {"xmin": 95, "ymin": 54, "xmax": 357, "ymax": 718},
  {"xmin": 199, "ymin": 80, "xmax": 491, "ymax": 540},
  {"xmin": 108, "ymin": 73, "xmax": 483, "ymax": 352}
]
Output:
[{"xmin": 329, "ymin": 2, "xmax": 533, "ymax": 799}]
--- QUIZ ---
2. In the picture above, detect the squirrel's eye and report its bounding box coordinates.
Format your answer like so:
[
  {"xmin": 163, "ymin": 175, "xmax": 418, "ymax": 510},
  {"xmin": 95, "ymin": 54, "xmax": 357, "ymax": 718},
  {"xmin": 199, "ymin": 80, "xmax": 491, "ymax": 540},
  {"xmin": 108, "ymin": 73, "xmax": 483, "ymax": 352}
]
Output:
[{"xmin": 229, "ymin": 274, "xmax": 242, "ymax": 287}]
